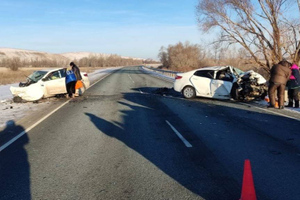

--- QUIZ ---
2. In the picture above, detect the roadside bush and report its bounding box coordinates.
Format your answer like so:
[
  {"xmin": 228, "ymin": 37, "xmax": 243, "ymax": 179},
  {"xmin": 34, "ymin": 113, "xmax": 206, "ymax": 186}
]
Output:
[
  {"xmin": 158, "ymin": 41, "xmax": 206, "ymax": 71},
  {"xmin": 7, "ymin": 57, "xmax": 22, "ymax": 71}
]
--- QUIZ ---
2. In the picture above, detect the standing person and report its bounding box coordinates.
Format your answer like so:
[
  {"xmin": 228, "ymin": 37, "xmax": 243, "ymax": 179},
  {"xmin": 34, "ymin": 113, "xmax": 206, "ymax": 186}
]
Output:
[
  {"xmin": 286, "ymin": 63, "xmax": 300, "ymax": 108},
  {"xmin": 70, "ymin": 62, "xmax": 83, "ymax": 96},
  {"xmin": 65, "ymin": 67, "xmax": 77, "ymax": 98},
  {"xmin": 268, "ymin": 60, "xmax": 291, "ymax": 109},
  {"xmin": 70, "ymin": 62, "xmax": 82, "ymax": 81}
]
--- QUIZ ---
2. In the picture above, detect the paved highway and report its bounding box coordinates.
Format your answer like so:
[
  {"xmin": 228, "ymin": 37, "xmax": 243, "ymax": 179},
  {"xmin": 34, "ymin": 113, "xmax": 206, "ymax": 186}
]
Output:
[{"xmin": 1, "ymin": 66, "xmax": 300, "ymax": 199}]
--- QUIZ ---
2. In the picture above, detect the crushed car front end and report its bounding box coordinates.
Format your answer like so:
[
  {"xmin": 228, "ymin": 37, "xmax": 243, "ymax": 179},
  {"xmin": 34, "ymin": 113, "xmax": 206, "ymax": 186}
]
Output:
[{"xmin": 231, "ymin": 70, "xmax": 268, "ymax": 101}]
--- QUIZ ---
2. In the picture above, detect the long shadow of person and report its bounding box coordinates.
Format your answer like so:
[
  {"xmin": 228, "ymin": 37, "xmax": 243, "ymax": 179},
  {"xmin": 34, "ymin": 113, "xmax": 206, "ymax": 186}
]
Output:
[{"xmin": 0, "ymin": 120, "xmax": 31, "ymax": 200}]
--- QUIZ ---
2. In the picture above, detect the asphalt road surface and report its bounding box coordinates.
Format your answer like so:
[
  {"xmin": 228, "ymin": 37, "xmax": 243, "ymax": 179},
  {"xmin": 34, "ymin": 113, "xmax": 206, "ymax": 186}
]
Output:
[{"xmin": 1, "ymin": 66, "xmax": 300, "ymax": 200}]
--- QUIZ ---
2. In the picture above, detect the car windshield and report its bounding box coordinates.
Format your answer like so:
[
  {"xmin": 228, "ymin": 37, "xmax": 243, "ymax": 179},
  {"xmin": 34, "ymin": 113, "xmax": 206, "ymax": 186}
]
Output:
[
  {"xmin": 28, "ymin": 71, "xmax": 48, "ymax": 82},
  {"xmin": 232, "ymin": 67, "xmax": 244, "ymax": 76}
]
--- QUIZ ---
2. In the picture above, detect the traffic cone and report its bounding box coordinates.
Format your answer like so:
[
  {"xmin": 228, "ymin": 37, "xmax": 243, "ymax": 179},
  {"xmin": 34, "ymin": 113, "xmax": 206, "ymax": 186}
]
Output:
[{"xmin": 240, "ymin": 159, "xmax": 257, "ymax": 200}]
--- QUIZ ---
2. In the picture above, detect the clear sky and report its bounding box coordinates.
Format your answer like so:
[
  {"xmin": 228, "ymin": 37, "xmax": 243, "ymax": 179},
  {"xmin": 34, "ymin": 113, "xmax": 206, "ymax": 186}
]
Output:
[{"xmin": 0, "ymin": 0, "xmax": 211, "ymax": 59}]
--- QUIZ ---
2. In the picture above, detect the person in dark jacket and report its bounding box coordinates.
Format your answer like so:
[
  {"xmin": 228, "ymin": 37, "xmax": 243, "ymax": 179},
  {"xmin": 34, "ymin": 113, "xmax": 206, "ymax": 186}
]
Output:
[
  {"xmin": 286, "ymin": 63, "xmax": 300, "ymax": 108},
  {"xmin": 70, "ymin": 62, "xmax": 82, "ymax": 81},
  {"xmin": 268, "ymin": 60, "xmax": 292, "ymax": 109}
]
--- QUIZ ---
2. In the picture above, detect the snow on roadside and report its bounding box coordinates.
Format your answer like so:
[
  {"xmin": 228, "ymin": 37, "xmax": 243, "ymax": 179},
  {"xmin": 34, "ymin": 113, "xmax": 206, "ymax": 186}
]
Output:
[
  {"xmin": 88, "ymin": 67, "xmax": 121, "ymax": 84},
  {"xmin": 0, "ymin": 67, "xmax": 121, "ymax": 128},
  {"xmin": 0, "ymin": 83, "xmax": 19, "ymax": 101},
  {"xmin": 141, "ymin": 66, "xmax": 175, "ymax": 82}
]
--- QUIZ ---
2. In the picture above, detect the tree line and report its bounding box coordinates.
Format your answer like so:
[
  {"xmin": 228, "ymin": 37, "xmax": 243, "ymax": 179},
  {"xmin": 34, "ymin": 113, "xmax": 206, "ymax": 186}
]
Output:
[
  {"xmin": 158, "ymin": 41, "xmax": 261, "ymax": 75},
  {"xmin": 73, "ymin": 55, "xmax": 145, "ymax": 68},
  {"xmin": 0, "ymin": 55, "xmax": 145, "ymax": 71}
]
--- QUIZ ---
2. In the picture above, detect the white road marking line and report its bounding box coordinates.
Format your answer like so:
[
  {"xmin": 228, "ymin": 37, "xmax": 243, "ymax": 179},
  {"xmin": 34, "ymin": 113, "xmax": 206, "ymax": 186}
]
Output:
[
  {"xmin": 0, "ymin": 100, "xmax": 70, "ymax": 152},
  {"xmin": 165, "ymin": 120, "xmax": 192, "ymax": 148},
  {"xmin": 128, "ymin": 75, "xmax": 135, "ymax": 83},
  {"xmin": 239, "ymin": 102, "xmax": 300, "ymax": 121}
]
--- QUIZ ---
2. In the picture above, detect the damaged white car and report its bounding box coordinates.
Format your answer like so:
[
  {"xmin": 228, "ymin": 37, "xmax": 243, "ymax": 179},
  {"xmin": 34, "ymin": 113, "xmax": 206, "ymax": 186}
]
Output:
[
  {"xmin": 174, "ymin": 66, "xmax": 267, "ymax": 101},
  {"xmin": 10, "ymin": 68, "xmax": 90, "ymax": 102}
]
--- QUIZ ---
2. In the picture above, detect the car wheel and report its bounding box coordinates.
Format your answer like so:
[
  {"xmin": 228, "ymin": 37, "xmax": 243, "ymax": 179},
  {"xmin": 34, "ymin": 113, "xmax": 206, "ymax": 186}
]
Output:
[
  {"xmin": 182, "ymin": 86, "xmax": 196, "ymax": 99},
  {"xmin": 13, "ymin": 96, "xmax": 23, "ymax": 103}
]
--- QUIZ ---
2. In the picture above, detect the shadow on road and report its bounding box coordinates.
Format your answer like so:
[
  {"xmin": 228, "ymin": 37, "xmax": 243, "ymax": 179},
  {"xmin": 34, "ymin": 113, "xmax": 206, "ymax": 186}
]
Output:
[
  {"xmin": 85, "ymin": 92, "xmax": 240, "ymax": 199},
  {"xmin": 0, "ymin": 120, "xmax": 31, "ymax": 200}
]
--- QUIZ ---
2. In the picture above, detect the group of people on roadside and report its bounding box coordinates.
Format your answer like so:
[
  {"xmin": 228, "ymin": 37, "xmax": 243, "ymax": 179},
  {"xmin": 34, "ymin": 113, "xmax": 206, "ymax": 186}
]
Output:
[
  {"xmin": 268, "ymin": 59, "xmax": 300, "ymax": 109},
  {"xmin": 65, "ymin": 62, "xmax": 82, "ymax": 98}
]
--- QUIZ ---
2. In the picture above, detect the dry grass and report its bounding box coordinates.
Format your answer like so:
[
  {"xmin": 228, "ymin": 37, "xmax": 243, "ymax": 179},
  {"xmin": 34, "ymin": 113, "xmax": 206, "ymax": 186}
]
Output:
[
  {"xmin": 0, "ymin": 67, "xmax": 113, "ymax": 85},
  {"xmin": 0, "ymin": 67, "xmax": 44, "ymax": 85}
]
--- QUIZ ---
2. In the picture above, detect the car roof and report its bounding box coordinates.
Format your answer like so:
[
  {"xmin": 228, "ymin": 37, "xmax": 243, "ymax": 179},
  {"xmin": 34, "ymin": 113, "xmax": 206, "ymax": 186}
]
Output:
[
  {"xmin": 37, "ymin": 68, "xmax": 65, "ymax": 72},
  {"xmin": 179, "ymin": 66, "xmax": 232, "ymax": 75},
  {"xmin": 196, "ymin": 66, "xmax": 232, "ymax": 71}
]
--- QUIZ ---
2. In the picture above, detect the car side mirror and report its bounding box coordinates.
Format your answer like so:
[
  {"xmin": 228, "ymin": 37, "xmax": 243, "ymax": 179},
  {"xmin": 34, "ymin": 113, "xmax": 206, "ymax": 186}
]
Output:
[{"xmin": 42, "ymin": 78, "xmax": 48, "ymax": 82}]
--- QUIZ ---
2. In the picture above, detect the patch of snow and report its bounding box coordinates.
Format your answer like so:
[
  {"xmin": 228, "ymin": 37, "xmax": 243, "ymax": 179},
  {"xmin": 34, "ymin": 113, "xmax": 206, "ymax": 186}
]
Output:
[
  {"xmin": 141, "ymin": 66, "xmax": 175, "ymax": 82},
  {"xmin": 0, "ymin": 83, "xmax": 18, "ymax": 101},
  {"xmin": 0, "ymin": 99, "xmax": 50, "ymax": 128}
]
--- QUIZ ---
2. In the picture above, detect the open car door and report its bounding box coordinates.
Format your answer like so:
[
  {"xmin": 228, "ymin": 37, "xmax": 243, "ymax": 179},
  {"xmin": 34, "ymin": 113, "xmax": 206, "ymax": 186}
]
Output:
[
  {"xmin": 210, "ymin": 69, "xmax": 233, "ymax": 99},
  {"xmin": 43, "ymin": 69, "xmax": 67, "ymax": 96}
]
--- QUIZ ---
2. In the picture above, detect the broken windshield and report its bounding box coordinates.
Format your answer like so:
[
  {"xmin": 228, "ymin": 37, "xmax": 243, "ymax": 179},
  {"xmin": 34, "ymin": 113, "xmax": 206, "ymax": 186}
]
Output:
[
  {"xmin": 28, "ymin": 71, "xmax": 47, "ymax": 82},
  {"xmin": 232, "ymin": 67, "xmax": 244, "ymax": 77}
]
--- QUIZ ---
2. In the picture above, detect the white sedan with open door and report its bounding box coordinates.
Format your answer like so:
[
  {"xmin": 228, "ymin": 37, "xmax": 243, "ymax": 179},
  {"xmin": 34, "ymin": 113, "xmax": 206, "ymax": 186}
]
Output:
[
  {"xmin": 10, "ymin": 68, "xmax": 90, "ymax": 102},
  {"xmin": 174, "ymin": 66, "xmax": 267, "ymax": 101}
]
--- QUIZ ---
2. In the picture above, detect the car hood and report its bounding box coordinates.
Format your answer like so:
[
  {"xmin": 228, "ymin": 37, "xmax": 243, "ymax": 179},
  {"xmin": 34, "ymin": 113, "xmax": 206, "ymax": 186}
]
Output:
[
  {"xmin": 10, "ymin": 83, "xmax": 44, "ymax": 101},
  {"xmin": 238, "ymin": 70, "xmax": 266, "ymax": 84}
]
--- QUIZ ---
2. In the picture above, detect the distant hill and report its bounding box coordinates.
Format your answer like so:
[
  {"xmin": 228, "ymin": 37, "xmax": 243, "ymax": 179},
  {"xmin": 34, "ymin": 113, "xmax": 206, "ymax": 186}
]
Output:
[
  {"xmin": 0, "ymin": 48, "xmax": 144, "ymax": 62},
  {"xmin": 0, "ymin": 48, "xmax": 67, "ymax": 61},
  {"xmin": 61, "ymin": 52, "xmax": 110, "ymax": 61}
]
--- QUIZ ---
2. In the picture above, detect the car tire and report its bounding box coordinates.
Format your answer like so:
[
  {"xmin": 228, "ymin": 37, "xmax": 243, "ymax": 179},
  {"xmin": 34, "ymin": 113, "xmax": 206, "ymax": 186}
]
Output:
[
  {"xmin": 182, "ymin": 86, "xmax": 196, "ymax": 99},
  {"xmin": 13, "ymin": 96, "xmax": 23, "ymax": 103}
]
